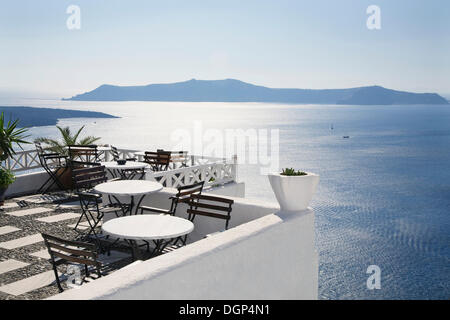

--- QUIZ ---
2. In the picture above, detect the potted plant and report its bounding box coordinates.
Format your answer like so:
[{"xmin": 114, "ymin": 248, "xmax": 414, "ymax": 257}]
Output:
[
  {"xmin": 0, "ymin": 112, "xmax": 30, "ymax": 205},
  {"xmin": 35, "ymin": 125, "xmax": 101, "ymax": 189},
  {"xmin": 268, "ymin": 168, "xmax": 320, "ymax": 211}
]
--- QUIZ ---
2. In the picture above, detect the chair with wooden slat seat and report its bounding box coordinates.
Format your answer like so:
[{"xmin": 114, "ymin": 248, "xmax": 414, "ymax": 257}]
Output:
[
  {"xmin": 139, "ymin": 181, "xmax": 204, "ymax": 216},
  {"xmin": 157, "ymin": 150, "xmax": 189, "ymax": 168},
  {"xmin": 187, "ymin": 194, "xmax": 234, "ymax": 229},
  {"xmin": 41, "ymin": 233, "xmax": 102, "ymax": 292},
  {"xmin": 68, "ymin": 145, "xmax": 100, "ymax": 163},
  {"xmin": 143, "ymin": 151, "xmax": 171, "ymax": 172},
  {"xmin": 177, "ymin": 193, "xmax": 234, "ymax": 245},
  {"xmin": 35, "ymin": 142, "xmax": 69, "ymax": 193},
  {"xmin": 171, "ymin": 151, "xmax": 189, "ymax": 168},
  {"xmin": 71, "ymin": 165, "xmax": 127, "ymax": 240}
]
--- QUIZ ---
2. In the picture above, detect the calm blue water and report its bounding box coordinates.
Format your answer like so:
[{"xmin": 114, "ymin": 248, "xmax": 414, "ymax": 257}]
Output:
[{"xmin": 2, "ymin": 99, "xmax": 449, "ymax": 299}]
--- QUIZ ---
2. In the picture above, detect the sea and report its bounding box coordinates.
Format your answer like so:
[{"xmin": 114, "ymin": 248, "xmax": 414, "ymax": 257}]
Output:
[{"xmin": 1, "ymin": 98, "xmax": 449, "ymax": 300}]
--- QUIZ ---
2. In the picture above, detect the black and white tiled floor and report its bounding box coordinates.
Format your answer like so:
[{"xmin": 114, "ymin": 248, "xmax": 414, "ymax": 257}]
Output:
[{"xmin": 0, "ymin": 193, "xmax": 133, "ymax": 300}]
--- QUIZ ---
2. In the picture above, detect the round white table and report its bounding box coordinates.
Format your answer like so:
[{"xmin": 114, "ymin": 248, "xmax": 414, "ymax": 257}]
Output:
[
  {"xmin": 94, "ymin": 180, "xmax": 163, "ymax": 215},
  {"xmin": 100, "ymin": 161, "xmax": 149, "ymax": 180},
  {"xmin": 102, "ymin": 215, "xmax": 194, "ymax": 260}
]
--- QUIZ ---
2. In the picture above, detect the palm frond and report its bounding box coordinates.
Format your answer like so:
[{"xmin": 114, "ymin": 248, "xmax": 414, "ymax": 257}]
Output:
[
  {"xmin": 35, "ymin": 125, "xmax": 100, "ymax": 157},
  {"xmin": 72, "ymin": 126, "xmax": 86, "ymax": 144},
  {"xmin": 78, "ymin": 136, "xmax": 101, "ymax": 145}
]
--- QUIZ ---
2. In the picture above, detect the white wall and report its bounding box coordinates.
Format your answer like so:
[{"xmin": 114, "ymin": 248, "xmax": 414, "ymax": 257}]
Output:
[
  {"xmin": 206, "ymin": 182, "xmax": 245, "ymax": 198},
  {"xmin": 5, "ymin": 171, "xmax": 51, "ymax": 197},
  {"xmin": 5, "ymin": 170, "xmax": 245, "ymax": 199},
  {"xmin": 50, "ymin": 205, "xmax": 318, "ymax": 300}
]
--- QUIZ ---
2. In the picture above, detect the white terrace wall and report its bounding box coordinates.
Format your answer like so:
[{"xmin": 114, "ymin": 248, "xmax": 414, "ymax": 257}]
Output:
[
  {"xmin": 4, "ymin": 169, "xmax": 244, "ymax": 199},
  {"xmin": 5, "ymin": 171, "xmax": 50, "ymax": 198},
  {"xmin": 50, "ymin": 205, "xmax": 318, "ymax": 300}
]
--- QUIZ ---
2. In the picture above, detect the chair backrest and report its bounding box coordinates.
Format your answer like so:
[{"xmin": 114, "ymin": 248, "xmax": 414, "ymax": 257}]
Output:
[
  {"xmin": 35, "ymin": 142, "xmax": 47, "ymax": 165},
  {"xmin": 42, "ymin": 233, "xmax": 101, "ymax": 271},
  {"xmin": 169, "ymin": 151, "xmax": 188, "ymax": 167},
  {"xmin": 68, "ymin": 145, "xmax": 99, "ymax": 163},
  {"xmin": 71, "ymin": 165, "xmax": 107, "ymax": 191},
  {"xmin": 176, "ymin": 181, "xmax": 204, "ymax": 204},
  {"xmin": 187, "ymin": 194, "xmax": 234, "ymax": 230},
  {"xmin": 68, "ymin": 159, "xmax": 101, "ymax": 169},
  {"xmin": 110, "ymin": 146, "xmax": 120, "ymax": 161},
  {"xmin": 144, "ymin": 151, "xmax": 171, "ymax": 171},
  {"xmin": 35, "ymin": 142, "xmax": 65, "ymax": 168}
]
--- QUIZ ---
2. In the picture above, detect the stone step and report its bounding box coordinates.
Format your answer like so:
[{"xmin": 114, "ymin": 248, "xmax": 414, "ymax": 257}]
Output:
[
  {"xmin": 36, "ymin": 212, "xmax": 80, "ymax": 223},
  {"xmin": 0, "ymin": 234, "xmax": 44, "ymax": 250},
  {"xmin": 0, "ymin": 270, "xmax": 56, "ymax": 296},
  {"xmin": 0, "ymin": 226, "xmax": 21, "ymax": 236},
  {"xmin": 0, "ymin": 259, "xmax": 29, "ymax": 275},
  {"xmin": 5, "ymin": 207, "xmax": 53, "ymax": 217}
]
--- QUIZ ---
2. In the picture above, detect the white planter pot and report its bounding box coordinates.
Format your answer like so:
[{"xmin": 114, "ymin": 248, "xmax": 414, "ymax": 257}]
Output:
[{"xmin": 268, "ymin": 172, "xmax": 320, "ymax": 211}]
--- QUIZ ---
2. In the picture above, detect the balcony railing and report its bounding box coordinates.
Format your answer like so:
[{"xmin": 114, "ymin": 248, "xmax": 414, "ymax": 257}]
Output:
[{"xmin": 1, "ymin": 148, "xmax": 238, "ymax": 189}]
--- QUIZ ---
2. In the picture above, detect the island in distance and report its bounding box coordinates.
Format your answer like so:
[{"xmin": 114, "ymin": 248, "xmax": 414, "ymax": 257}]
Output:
[
  {"xmin": 64, "ymin": 79, "xmax": 449, "ymax": 105},
  {"xmin": 0, "ymin": 106, "xmax": 118, "ymax": 128}
]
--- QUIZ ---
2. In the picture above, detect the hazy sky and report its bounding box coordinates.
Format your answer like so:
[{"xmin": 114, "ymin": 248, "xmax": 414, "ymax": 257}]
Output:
[{"xmin": 0, "ymin": 0, "xmax": 449, "ymax": 98}]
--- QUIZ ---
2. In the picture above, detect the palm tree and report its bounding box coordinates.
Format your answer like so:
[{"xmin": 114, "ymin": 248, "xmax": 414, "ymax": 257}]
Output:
[{"xmin": 35, "ymin": 125, "xmax": 101, "ymax": 155}]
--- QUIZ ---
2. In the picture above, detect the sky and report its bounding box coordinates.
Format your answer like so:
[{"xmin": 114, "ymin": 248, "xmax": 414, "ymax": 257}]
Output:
[{"xmin": 0, "ymin": 0, "xmax": 449, "ymax": 98}]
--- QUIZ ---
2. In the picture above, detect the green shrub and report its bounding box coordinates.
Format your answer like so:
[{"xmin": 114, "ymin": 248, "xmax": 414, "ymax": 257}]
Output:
[
  {"xmin": 281, "ymin": 168, "xmax": 307, "ymax": 176},
  {"xmin": 0, "ymin": 168, "xmax": 15, "ymax": 188}
]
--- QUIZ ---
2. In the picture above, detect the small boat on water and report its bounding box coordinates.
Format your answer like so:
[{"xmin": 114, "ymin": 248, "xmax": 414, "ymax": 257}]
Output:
[{"xmin": 343, "ymin": 135, "xmax": 350, "ymax": 139}]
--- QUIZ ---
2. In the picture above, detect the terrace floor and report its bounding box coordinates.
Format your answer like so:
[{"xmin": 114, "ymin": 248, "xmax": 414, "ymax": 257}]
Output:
[{"xmin": 0, "ymin": 193, "xmax": 140, "ymax": 300}]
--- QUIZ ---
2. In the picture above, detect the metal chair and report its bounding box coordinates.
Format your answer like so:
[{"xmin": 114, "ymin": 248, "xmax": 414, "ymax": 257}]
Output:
[
  {"xmin": 42, "ymin": 233, "xmax": 102, "ymax": 292},
  {"xmin": 178, "ymin": 193, "xmax": 234, "ymax": 245},
  {"xmin": 187, "ymin": 194, "xmax": 234, "ymax": 228},
  {"xmin": 143, "ymin": 151, "xmax": 171, "ymax": 171},
  {"xmin": 157, "ymin": 150, "xmax": 188, "ymax": 168},
  {"xmin": 139, "ymin": 181, "xmax": 204, "ymax": 216},
  {"xmin": 110, "ymin": 146, "xmax": 137, "ymax": 162},
  {"xmin": 68, "ymin": 145, "xmax": 100, "ymax": 163},
  {"xmin": 35, "ymin": 142, "xmax": 68, "ymax": 194},
  {"xmin": 71, "ymin": 164, "xmax": 127, "ymax": 240}
]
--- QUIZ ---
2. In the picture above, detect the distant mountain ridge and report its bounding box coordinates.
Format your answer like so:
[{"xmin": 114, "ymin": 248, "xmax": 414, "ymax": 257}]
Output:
[
  {"xmin": 0, "ymin": 106, "xmax": 117, "ymax": 128},
  {"xmin": 64, "ymin": 79, "xmax": 449, "ymax": 105}
]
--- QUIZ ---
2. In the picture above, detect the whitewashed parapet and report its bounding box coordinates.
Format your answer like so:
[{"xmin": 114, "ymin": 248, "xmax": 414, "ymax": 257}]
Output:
[
  {"xmin": 1, "ymin": 149, "xmax": 42, "ymax": 172},
  {"xmin": 148, "ymin": 160, "xmax": 236, "ymax": 188},
  {"xmin": 109, "ymin": 149, "xmax": 237, "ymax": 188},
  {"xmin": 3, "ymin": 148, "xmax": 237, "ymax": 189}
]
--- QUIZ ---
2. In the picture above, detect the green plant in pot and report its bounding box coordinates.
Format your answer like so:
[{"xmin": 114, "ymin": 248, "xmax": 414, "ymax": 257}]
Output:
[{"xmin": 0, "ymin": 112, "xmax": 30, "ymax": 205}]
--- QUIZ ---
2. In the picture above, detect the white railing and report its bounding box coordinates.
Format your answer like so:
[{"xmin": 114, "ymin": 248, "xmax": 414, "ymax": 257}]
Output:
[
  {"xmin": 1, "ymin": 148, "xmax": 238, "ymax": 189},
  {"xmin": 104, "ymin": 148, "xmax": 237, "ymax": 188},
  {"xmin": 150, "ymin": 161, "xmax": 236, "ymax": 188},
  {"xmin": 1, "ymin": 149, "xmax": 42, "ymax": 172}
]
